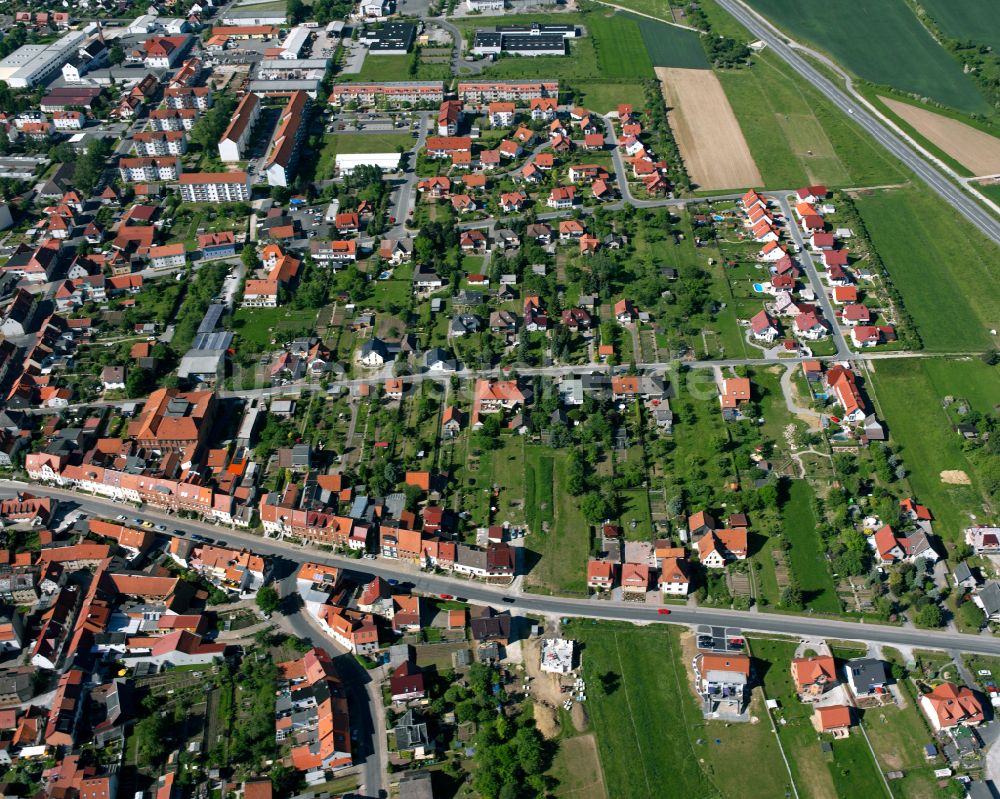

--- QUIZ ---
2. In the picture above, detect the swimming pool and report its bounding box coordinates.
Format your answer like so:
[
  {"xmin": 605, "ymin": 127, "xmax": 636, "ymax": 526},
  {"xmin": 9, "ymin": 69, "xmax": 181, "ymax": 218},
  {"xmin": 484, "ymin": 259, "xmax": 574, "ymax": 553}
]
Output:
[{"xmin": 752, "ymin": 283, "xmax": 766, "ymax": 293}]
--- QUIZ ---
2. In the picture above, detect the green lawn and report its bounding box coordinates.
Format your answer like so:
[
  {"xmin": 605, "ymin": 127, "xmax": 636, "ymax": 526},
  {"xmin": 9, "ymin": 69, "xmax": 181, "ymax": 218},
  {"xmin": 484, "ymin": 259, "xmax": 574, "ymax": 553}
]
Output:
[
  {"xmin": 919, "ymin": 0, "xmax": 1000, "ymax": 51},
  {"xmin": 314, "ymin": 133, "xmax": 413, "ymax": 180},
  {"xmin": 866, "ymin": 358, "xmax": 992, "ymax": 541},
  {"xmin": 231, "ymin": 306, "xmax": 319, "ymax": 352},
  {"xmin": 525, "ymin": 447, "xmax": 590, "ymax": 595},
  {"xmin": 781, "ymin": 480, "xmax": 841, "ymax": 613},
  {"xmin": 717, "ymin": 49, "xmax": 906, "ymax": 188},
  {"xmin": 745, "ymin": 0, "xmax": 989, "ymax": 114},
  {"xmin": 853, "ymin": 187, "xmax": 1000, "ymax": 351},
  {"xmin": 587, "ymin": 11, "xmax": 656, "ymax": 78},
  {"xmin": 564, "ymin": 621, "xmax": 792, "ymax": 799},
  {"xmin": 977, "ymin": 181, "xmax": 1000, "ymax": 206},
  {"xmin": 618, "ymin": 488, "xmax": 654, "ymax": 541},
  {"xmin": 749, "ymin": 637, "xmax": 889, "ymax": 799},
  {"xmin": 625, "ymin": 12, "xmax": 708, "ymax": 69},
  {"xmin": 575, "ymin": 82, "xmax": 647, "ymax": 114},
  {"xmin": 352, "ymin": 54, "xmax": 414, "ymax": 82},
  {"xmin": 863, "ymin": 702, "xmax": 939, "ymax": 798}
]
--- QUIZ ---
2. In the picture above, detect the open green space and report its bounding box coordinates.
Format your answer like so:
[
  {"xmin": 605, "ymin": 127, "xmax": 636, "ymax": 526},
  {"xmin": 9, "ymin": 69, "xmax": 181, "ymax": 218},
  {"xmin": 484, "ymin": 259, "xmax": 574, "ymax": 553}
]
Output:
[
  {"xmin": 231, "ymin": 306, "xmax": 319, "ymax": 352},
  {"xmin": 750, "ymin": 636, "xmax": 889, "ymax": 799},
  {"xmin": 623, "ymin": 12, "xmax": 708, "ymax": 69},
  {"xmin": 978, "ymin": 182, "xmax": 1000, "ymax": 206},
  {"xmin": 863, "ymin": 701, "xmax": 939, "ymax": 798},
  {"xmin": 525, "ymin": 447, "xmax": 590, "ymax": 595},
  {"xmin": 781, "ymin": 480, "xmax": 841, "ymax": 613},
  {"xmin": 575, "ymin": 82, "xmax": 647, "ymax": 114},
  {"xmin": 853, "ymin": 187, "xmax": 1000, "ymax": 352},
  {"xmin": 565, "ymin": 621, "xmax": 792, "ymax": 799},
  {"xmin": 587, "ymin": 12, "xmax": 656, "ymax": 78},
  {"xmin": 919, "ymin": 0, "xmax": 1000, "ymax": 51},
  {"xmin": 350, "ymin": 54, "xmax": 414, "ymax": 82},
  {"xmin": 744, "ymin": 0, "xmax": 989, "ymax": 114},
  {"xmin": 867, "ymin": 357, "xmax": 994, "ymax": 541},
  {"xmin": 717, "ymin": 49, "xmax": 906, "ymax": 188},
  {"xmin": 314, "ymin": 133, "xmax": 413, "ymax": 180}
]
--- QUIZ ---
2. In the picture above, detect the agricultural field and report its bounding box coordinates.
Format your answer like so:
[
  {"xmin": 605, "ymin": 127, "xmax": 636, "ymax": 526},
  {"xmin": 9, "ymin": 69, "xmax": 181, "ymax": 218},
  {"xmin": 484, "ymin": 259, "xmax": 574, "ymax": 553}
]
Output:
[
  {"xmin": 587, "ymin": 11, "xmax": 656, "ymax": 79},
  {"xmin": 624, "ymin": 12, "xmax": 708, "ymax": 69},
  {"xmin": 658, "ymin": 67, "xmax": 762, "ymax": 190},
  {"xmin": 564, "ymin": 621, "xmax": 792, "ymax": 799},
  {"xmin": 853, "ymin": 187, "xmax": 1000, "ymax": 352},
  {"xmin": 867, "ymin": 357, "xmax": 999, "ymax": 542},
  {"xmin": 878, "ymin": 96, "xmax": 1000, "ymax": 176},
  {"xmin": 718, "ymin": 50, "xmax": 906, "ymax": 188},
  {"xmin": 745, "ymin": 0, "xmax": 989, "ymax": 114},
  {"xmin": 919, "ymin": 0, "xmax": 1000, "ymax": 51}
]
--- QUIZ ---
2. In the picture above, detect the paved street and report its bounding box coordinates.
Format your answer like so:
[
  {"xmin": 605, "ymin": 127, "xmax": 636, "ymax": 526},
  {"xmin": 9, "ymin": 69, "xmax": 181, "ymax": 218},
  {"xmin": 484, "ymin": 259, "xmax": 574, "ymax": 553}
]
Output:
[
  {"xmin": 9, "ymin": 480, "xmax": 1000, "ymax": 657},
  {"xmin": 777, "ymin": 195, "xmax": 851, "ymax": 358}
]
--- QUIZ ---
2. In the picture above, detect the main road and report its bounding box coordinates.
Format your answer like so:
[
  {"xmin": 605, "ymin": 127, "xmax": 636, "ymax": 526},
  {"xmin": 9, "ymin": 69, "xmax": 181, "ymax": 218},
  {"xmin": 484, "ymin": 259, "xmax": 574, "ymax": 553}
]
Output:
[
  {"xmin": 10, "ymin": 480, "xmax": 1000, "ymax": 656},
  {"xmin": 714, "ymin": 0, "xmax": 1000, "ymax": 246}
]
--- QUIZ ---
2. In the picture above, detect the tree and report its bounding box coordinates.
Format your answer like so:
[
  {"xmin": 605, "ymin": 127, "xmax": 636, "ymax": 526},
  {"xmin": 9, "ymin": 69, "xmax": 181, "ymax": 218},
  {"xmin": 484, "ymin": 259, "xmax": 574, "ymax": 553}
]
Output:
[
  {"xmin": 109, "ymin": 44, "xmax": 125, "ymax": 65},
  {"xmin": 580, "ymin": 492, "xmax": 613, "ymax": 525},
  {"xmin": 242, "ymin": 245, "xmax": 260, "ymax": 271},
  {"xmin": 957, "ymin": 599, "xmax": 985, "ymax": 630},
  {"xmin": 914, "ymin": 603, "xmax": 943, "ymax": 628},
  {"xmin": 256, "ymin": 585, "xmax": 280, "ymax": 614},
  {"xmin": 780, "ymin": 583, "xmax": 803, "ymax": 610}
]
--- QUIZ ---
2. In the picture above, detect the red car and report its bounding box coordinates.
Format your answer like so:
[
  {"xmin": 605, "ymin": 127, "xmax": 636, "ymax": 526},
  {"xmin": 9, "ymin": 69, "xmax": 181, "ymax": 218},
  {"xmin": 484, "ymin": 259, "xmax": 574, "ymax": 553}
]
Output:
[
  {"xmin": 657, "ymin": 608, "xmax": 671, "ymax": 615},
  {"xmin": 439, "ymin": 593, "xmax": 453, "ymax": 600}
]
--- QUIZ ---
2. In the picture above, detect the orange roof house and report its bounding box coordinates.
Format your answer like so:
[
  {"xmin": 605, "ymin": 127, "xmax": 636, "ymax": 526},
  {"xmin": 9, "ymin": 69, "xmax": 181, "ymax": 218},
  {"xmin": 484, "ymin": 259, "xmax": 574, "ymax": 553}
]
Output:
[
  {"xmin": 919, "ymin": 682, "xmax": 985, "ymax": 731},
  {"xmin": 815, "ymin": 704, "xmax": 853, "ymax": 734},
  {"xmin": 791, "ymin": 656, "xmax": 837, "ymax": 696}
]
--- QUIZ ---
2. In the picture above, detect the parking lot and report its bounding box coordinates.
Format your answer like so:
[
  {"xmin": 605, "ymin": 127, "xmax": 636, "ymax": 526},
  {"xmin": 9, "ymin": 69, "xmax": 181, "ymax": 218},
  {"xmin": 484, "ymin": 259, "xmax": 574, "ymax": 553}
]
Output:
[{"xmin": 696, "ymin": 625, "xmax": 746, "ymax": 653}]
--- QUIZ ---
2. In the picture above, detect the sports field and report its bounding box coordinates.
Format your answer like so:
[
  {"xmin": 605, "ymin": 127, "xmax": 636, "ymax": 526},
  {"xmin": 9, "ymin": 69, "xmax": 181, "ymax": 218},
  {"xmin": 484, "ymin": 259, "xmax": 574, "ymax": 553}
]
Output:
[
  {"xmin": 588, "ymin": 12, "xmax": 655, "ymax": 79},
  {"xmin": 658, "ymin": 66, "xmax": 762, "ymax": 190},
  {"xmin": 853, "ymin": 187, "xmax": 1000, "ymax": 351},
  {"xmin": 746, "ymin": 0, "xmax": 989, "ymax": 114},
  {"xmin": 623, "ymin": 12, "xmax": 708, "ymax": 69},
  {"xmin": 879, "ymin": 96, "xmax": 1000, "ymax": 176},
  {"xmin": 919, "ymin": 0, "xmax": 1000, "ymax": 51},
  {"xmin": 718, "ymin": 50, "xmax": 905, "ymax": 188}
]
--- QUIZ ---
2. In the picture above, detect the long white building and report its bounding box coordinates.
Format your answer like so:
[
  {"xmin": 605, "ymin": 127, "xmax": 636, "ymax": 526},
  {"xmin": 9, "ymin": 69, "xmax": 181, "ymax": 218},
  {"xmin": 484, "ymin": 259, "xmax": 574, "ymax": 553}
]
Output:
[
  {"xmin": 0, "ymin": 27, "xmax": 93, "ymax": 87},
  {"xmin": 218, "ymin": 93, "xmax": 260, "ymax": 162},
  {"xmin": 178, "ymin": 172, "xmax": 250, "ymax": 203}
]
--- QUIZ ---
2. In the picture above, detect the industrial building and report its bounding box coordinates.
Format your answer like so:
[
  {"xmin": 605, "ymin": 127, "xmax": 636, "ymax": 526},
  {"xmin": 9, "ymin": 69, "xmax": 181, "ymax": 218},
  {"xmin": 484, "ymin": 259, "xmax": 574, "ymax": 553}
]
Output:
[{"xmin": 0, "ymin": 26, "xmax": 94, "ymax": 87}]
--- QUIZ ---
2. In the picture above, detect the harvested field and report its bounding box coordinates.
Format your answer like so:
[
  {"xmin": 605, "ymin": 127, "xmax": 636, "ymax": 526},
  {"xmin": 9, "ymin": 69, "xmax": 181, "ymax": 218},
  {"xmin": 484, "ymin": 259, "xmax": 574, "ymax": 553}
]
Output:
[
  {"xmin": 657, "ymin": 66, "xmax": 762, "ymax": 190},
  {"xmin": 880, "ymin": 96, "xmax": 1000, "ymax": 175}
]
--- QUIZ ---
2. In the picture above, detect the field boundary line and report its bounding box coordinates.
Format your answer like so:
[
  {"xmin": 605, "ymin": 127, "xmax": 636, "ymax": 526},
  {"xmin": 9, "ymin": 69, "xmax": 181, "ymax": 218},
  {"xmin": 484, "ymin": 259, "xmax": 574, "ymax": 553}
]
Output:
[
  {"xmin": 858, "ymin": 723, "xmax": 894, "ymax": 799},
  {"xmin": 745, "ymin": 640, "xmax": 800, "ymax": 799}
]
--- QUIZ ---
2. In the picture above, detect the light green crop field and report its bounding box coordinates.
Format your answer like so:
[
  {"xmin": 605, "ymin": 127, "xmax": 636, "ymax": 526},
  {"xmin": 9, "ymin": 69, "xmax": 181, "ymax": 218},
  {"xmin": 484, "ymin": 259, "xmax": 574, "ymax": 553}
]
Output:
[
  {"xmin": 853, "ymin": 187, "xmax": 1000, "ymax": 352},
  {"xmin": 587, "ymin": 11, "xmax": 656, "ymax": 78},
  {"xmin": 745, "ymin": 0, "xmax": 989, "ymax": 114},
  {"xmin": 717, "ymin": 50, "xmax": 906, "ymax": 188}
]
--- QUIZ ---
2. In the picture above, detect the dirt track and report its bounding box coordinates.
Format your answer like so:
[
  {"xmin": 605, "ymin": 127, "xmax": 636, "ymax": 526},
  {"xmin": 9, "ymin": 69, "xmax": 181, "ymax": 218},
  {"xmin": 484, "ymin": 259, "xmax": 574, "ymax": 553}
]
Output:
[
  {"xmin": 880, "ymin": 96, "xmax": 1000, "ymax": 176},
  {"xmin": 657, "ymin": 66, "xmax": 763, "ymax": 190}
]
